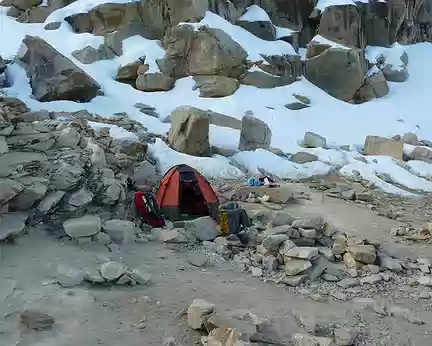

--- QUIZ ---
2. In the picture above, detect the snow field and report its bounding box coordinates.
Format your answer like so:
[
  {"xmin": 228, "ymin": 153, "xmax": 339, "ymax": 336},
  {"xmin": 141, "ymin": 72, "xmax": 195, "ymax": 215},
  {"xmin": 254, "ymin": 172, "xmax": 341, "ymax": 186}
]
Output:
[{"xmin": 0, "ymin": 0, "xmax": 432, "ymax": 194}]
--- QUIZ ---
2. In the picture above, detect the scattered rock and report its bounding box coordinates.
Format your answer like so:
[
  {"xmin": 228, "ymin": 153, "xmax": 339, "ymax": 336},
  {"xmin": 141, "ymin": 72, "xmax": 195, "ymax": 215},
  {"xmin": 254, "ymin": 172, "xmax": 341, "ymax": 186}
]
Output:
[
  {"xmin": 56, "ymin": 264, "xmax": 84, "ymax": 287},
  {"xmin": 290, "ymin": 152, "xmax": 318, "ymax": 164},
  {"xmin": 83, "ymin": 268, "xmax": 105, "ymax": 283},
  {"xmin": 103, "ymin": 219, "xmax": 136, "ymax": 244},
  {"xmin": 303, "ymin": 132, "xmax": 327, "ymax": 148},
  {"xmin": 364, "ymin": 136, "xmax": 403, "ymax": 161},
  {"xmin": 347, "ymin": 245, "xmax": 376, "ymax": 264},
  {"xmin": 100, "ymin": 261, "xmax": 125, "ymax": 281},
  {"xmin": 136, "ymin": 73, "xmax": 175, "ymax": 92},
  {"xmin": 378, "ymin": 254, "xmax": 403, "ymax": 272},
  {"xmin": 168, "ymin": 106, "xmax": 211, "ymax": 156},
  {"xmin": 251, "ymin": 266, "xmax": 263, "ymax": 277},
  {"xmin": 63, "ymin": 215, "xmax": 102, "ymax": 238},
  {"xmin": 284, "ymin": 259, "xmax": 312, "ymax": 276},
  {"xmin": 193, "ymin": 75, "xmax": 239, "ymax": 97},
  {"xmin": 185, "ymin": 216, "xmax": 219, "ymax": 241},
  {"xmin": 292, "ymin": 333, "xmax": 336, "ymax": 346},
  {"xmin": 305, "ymin": 48, "xmax": 365, "ymax": 102},
  {"xmin": 188, "ymin": 254, "xmax": 208, "ymax": 267},
  {"xmin": 284, "ymin": 247, "xmax": 319, "ymax": 260},
  {"xmin": 402, "ymin": 132, "xmax": 419, "ymax": 145},
  {"xmin": 388, "ymin": 305, "xmax": 425, "ymax": 325},
  {"xmin": 126, "ymin": 267, "xmax": 152, "ymax": 285},
  {"xmin": 262, "ymin": 234, "xmax": 289, "ymax": 251},
  {"xmin": 334, "ymin": 327, "xmax": 357, "ymax": 345},
  {"xmin": 238, "ymin": 113, "xmax": 272, "ymax": 151},
  {"xmin": 187, "ymin": 299, "xmax": 215, "ymax": 330},
  {"xmin": 354, "ymin": 68, "xmax": 389, "ymax": 103},
  {"xmin": 337, "ymin": 278, "xmax": 360, "ymax": 288},
  {"xmin": 0, "ymin": 212, "xmax": 28, "ymax": 241},
  {"xmin": 20, "ymin": 310, "xmax": 55, "ymax": 330},
  {"xmin": 360, "ymin": 274, "xmax": 383, "ymax": 285},
  {"xmin": 18, "ymin": 35, "xmax": 101, "ymax": 102},
  {"xmin": 418, "ymin": 276, "xmax": 432, "ymax": 287}
]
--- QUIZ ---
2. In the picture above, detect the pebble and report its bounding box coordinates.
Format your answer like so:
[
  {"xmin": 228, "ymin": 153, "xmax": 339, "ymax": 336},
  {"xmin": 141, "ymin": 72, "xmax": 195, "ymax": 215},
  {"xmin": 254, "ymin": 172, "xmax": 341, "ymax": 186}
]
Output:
[
  {"xmin": 337, "ymin": 278, "xmax": 360, "ymax": 288},
  {"xmin": 360, "ymin": 274, "xmax": 383, "ymax": 285}
]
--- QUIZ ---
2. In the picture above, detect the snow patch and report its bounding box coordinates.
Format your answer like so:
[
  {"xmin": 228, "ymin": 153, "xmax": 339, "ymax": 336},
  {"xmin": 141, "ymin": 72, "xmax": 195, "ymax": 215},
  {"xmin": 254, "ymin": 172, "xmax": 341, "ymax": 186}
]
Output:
[
  {"xmin": 148, "ymin": 139, "xmax": 244, "ymax": 180},
  {"xmin": 238, "ymin": 5, "xmax": 271, "ymax": 22},
  {"xmin": 231, "ymin": 149, "xmax": 332, "ymax": 180},
  {"xmin": 87, "ymin": 121, "xmax": 139, "ymax": 142}
]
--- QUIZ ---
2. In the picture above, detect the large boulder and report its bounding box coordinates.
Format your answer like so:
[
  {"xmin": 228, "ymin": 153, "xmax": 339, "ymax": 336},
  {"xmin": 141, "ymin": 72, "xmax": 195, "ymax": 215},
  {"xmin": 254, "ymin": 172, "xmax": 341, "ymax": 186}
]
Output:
[
  {"xmin": 381, "ymin": 64, "xmax": 409, "ymax": 82},
  {"xmin": 1, "ymin": 0, "xmax": 41, "ymax": 11},
  {"xmin": 235, "ymin": 5, "xmax": 276, "ymax": 41},
  {"xmin": 306, "ymin": 37, "xmax": 333, "ymax": 59},
  {"xmin": 0, "ymin": 179, "xmax": 23, "ymax": 207},
  {"xmin": 208, "ymin": 111, "xmax": 241, "ymax": 130},
  {"xmin": 18, "ymin": 36, "xmax": 101, "ymax": 102},
  {"xmin": 238, "ymin": 113, "xmax": 272, "ymax": 151},
  {"xmin": 319, "ymin": 5, "xmax": 364, "ymax": 48},
  {"xmin": 168, "ymin": 106, "xmax": 211, "ymax": 156},
  {"xmin": 115, "ymin": 60, "xmax": 143, "ymax": 82},
  {"xmin": 63, "ymin": 215, "xmax": 102, "ymax": 238},
  {"xmin": 408, "ymin": 147, "xmax": 432, "ymax": 163},
  {"xmin": 364, "ymin": 136, "xmax": 403, "ymax": 161},
  {"xmin": 305, "ymin": 48, "xmax": 366, "ymax": 102},
  {"xmin": 15, "ymin": 0, "xmax": 75, "ymax": 24},
  {"xmin": 356, "ymin": 0, "xmax": 406, "ymax": 47},
  {"xmin": 0, "ymin": 212, "xmax": 28, "ymax": 241},
  {"xmin": 157, "ymin": 25, "xmax": 248, "ymax": 79},
  {"xmin": 240, "ymin": 70, "xmax": 292, "ymax": 88},
  {"xmin": 64, "ymin": 0, "xmax": 207, "ymax": 38},
  {"xmin": 72, "ymin": 45, "xmax": 116, "ymax": 64},
  {"xmin": 103, "ymin": 219, "xmax": 136, "ymax": 244},
  {"xmin": 133, "ymin": 161, "xmax": 159, "ymax": 189},
  {"xmin": 354, "ymin": 67, "xmax": 389, "ymax": 103},
  {"xmin": 0, "ymin": 56, "xmax": 6, "ymax": 74},
  {"xmin": 185, "ymin": 216, "xmax": 220, "ymax": 241},
  {"xmin": 192, "ymin": 75, "xmax": 239, "ymax": 97},
  {"xmin": 135, "ymin": 73, "xmax": 175, "ymax": 92}
]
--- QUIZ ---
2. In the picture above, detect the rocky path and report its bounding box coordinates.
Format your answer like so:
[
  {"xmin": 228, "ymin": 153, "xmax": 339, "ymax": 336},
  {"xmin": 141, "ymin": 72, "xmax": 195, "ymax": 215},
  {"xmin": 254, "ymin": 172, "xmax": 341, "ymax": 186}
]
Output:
[
  {"xmin": 2, "ymin": 184, "xmax": 432, "ymax": 346},
  {"xmin": 237, "ymin": 183, "xmax": 431, "ymax": 259}
]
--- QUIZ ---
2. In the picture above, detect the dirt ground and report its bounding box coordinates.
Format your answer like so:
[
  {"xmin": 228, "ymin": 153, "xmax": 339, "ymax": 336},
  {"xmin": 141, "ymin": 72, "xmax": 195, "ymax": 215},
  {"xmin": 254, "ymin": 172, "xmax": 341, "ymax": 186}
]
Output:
[{"xmin": 1, "ymin": 182, "xmax": 432, "ymax": 346}]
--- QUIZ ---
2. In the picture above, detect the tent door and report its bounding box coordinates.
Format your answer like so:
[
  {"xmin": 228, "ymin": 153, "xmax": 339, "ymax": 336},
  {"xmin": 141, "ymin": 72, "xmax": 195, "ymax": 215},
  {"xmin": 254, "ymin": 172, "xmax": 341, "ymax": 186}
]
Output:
[{"xmin": 179, "ymin": 181, "xmax": 209, "ymax": 218}]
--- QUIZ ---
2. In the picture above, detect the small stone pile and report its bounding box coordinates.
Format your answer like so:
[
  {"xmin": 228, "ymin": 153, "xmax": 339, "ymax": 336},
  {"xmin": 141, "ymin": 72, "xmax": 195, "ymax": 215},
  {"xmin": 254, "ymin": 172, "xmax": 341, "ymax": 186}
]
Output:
[
  {"xmin": 56, "ymin": 260, "xmax": 151, "ymax": 287},
  {"xmin": 390, "ymin": 222, "xmax": 432, "ymax": 243},
  {"xmin": 0, "ymin": 109, "xmax": 159, "ymax": 242},
  {"xmin": 160, "ymin": 210, "xmax": 432, "ymax": 293},
  {"xmin": 186, "ymin": 298, "xmax": 359, "ymax": 346}
]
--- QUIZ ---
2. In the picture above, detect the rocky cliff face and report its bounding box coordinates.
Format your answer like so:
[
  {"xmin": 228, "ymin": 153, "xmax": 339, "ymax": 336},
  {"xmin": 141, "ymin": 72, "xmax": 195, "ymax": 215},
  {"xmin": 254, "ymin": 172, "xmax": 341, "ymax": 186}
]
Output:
[
  {"xmin": 1, "ymin": 0, "xmax": 420, "ymax": 103},
  {"xmin": 10, "ymin": 0, "xmax": 431, "ymax": 47},
  {"xmin": 0, "ymin": 99, "xmax": 160, "ymax": 240},
  {"xmin": 0, "ymin": 0, "xmax": 424, "ymax": 148}
]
